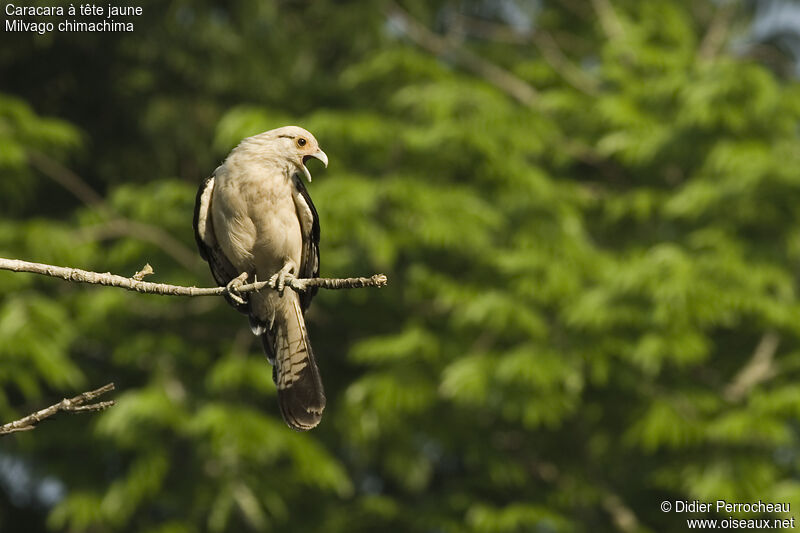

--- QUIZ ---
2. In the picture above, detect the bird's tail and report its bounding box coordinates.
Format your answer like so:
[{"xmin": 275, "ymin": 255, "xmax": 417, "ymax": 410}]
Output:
[{"xmin": 261, "ymin": 294, "xmax": 325, "ymax": 430}]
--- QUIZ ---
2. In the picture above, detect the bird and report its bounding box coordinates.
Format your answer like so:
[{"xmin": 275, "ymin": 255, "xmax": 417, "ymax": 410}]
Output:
[{"xmin": 193, "ymin": 126, "xmax": 328, "ymax": 430}]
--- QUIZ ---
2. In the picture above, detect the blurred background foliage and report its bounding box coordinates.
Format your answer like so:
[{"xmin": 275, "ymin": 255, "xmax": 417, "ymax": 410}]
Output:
[{"xmin": 2, "ymin": 0, "xmax": 800, "ymax": 531}]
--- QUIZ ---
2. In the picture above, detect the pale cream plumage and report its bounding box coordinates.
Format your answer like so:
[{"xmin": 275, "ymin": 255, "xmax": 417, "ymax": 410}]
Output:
[{"xmin": 193, "ymin": 126, "xmax": 327, "ymax": 430}]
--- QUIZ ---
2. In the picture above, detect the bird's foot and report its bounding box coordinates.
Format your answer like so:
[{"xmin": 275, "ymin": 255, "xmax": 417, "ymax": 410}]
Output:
[
  {"xmin": 225, "ymin": 272, "xmax": 249, "ymax": 305},
  {"xmin": 268, "ymin": 261, "xmax": 297, "ymax": 296}
]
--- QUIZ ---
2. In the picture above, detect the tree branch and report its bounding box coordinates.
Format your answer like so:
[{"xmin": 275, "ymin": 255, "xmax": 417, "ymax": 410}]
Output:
[
  {"xmin": 447, "ymin": 12, "xmax": 599, "ymax": 95},
  {"xmin": 27, "ymin": 151, "xmax": 199, "ymax": 270},
  {"xmin": 386, "ymin": 2, "xmax": 538, "ymax": 107},
  {"xmin": 724, "ymin": 331, "xmax": 780, "ymax": 402},
  {"xmin": 0, "ymin": 257, "xmax": 388, "ymax": 297},
  {"xmin": 602, "ymin": 492, "xmax": 639, "ymax": 533},
  {"xmin": 0, "ymin": 383, "xmax": 115, "ymax": 435},
  {"xmin": 384, "ymin": 3, "xmax": 610, "ymax": 170},
  {"xmin": 590, "ymin": 0, "xmax": 625, "ymax": 40},
  {"xmin": 532, "ymin": 31, "xmax": 600, "ymax": 95},
  {"xmin": 698, "ymin": 2, "xmax": 736, "ymax": 61}
]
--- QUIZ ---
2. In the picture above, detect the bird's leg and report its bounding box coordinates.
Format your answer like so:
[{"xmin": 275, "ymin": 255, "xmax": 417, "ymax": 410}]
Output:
[
  {"xmin": 268, "ymin": 260, "xmax": 297, "ymax": 296},
  {"xmin": 225, "ymin": 272, "xmax": 249, "ymax": 305}
]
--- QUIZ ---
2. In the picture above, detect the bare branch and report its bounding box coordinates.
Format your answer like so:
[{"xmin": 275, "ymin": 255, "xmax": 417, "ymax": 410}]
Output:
[
  {"xmin": 0, "ymin": 383, "xmax": 115, "ymax": 436},
  {"xmin": 27, "ymin": 151, "xmax": 107, "ymax": 209},
  {"xmin": 98, "ymin": 219, "xmax": 200, "ymax": 270},
  {"xmin": 447, "ymin": 12, "xmax": 529, "ymax": 44},
  {"xmin": 0, "ymin": 257, "xmax": 388, "ymax": 298},
  {"xmin": 698, "ymin": 2, "xmax": 736, "ymax": 61},
  {"xmin": 385, "ymin": 4, "xmax": 612, "ymax": 170},
  {"xmin": 532, "ymin": 31, "xmax": 600, "ymax": 95},
  {"xmin": 602, "ymin": 492, "xmax": 639, "ymax": 533},
  {"xmin": 724, "ymin": 331, "xmax": 780, "ymax": 402},
  {"xmin": 27, "ymin": 151, "xmax": 199, "ymax": 270},
  {"xmin": 447, "ymin": 12, "xmax": 599, "ymax": 96},
  {"xmin": 526, "ymin": 454, "xmax": 639, "ymax": 533},
  {"xmin": 590, "ymin": 0, "xmax": 625, "ymax": 40},
  {"xmin": 386, "ymin": 2, "xmax": 538, "ymax": 107}
]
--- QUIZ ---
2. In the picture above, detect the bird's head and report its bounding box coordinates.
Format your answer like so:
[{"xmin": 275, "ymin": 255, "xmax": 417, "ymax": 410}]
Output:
[{"xmin": 246, "ymin": 125, "xmax": 328, "ymax": 183}]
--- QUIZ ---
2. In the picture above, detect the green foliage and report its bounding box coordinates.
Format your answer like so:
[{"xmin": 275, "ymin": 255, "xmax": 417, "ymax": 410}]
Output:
[
  {"xmin": 0, "ymin": 94, "xmax": 80, "ymax": 209},
  {"xmin": 2, "ymin": 1, "xmax": 800, "ymax": 532}
]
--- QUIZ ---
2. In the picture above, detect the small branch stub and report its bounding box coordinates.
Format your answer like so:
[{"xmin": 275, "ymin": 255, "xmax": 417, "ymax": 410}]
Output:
[
  {"xmin": 132, "ymin": 263, "xmax": 154, "ymax": 281},
  {"xmin": 0, "ymin": 383, "xmax": 116, "ymax": 436}
]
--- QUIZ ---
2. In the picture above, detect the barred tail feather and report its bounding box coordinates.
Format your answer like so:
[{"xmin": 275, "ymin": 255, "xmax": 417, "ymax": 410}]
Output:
[{"xmin": 263, "ymin": 295, "xmax": 325, "ymax": 430}]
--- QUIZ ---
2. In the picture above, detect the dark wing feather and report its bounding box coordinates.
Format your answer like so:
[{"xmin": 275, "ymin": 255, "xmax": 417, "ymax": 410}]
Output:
[
  {"xmin": 293, "ymin": 176, "xmax": 320, "ymax": 313},
  {"xmin": 193, "ymin": 174, "xmax": 250, "ymax": 314}
]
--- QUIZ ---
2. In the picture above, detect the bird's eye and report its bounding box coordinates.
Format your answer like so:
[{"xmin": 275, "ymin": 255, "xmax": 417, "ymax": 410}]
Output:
[{"xmin": 297, "ymin": 138, "xmax": 307, "ymax": 147}]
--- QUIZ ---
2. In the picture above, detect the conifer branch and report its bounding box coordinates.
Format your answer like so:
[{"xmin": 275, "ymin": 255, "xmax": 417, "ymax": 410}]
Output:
[
  {"xmin": 0, "ymin": 383, "xmax": 115, "ymax": 436},
  {"xmin": 0, "ymin": 257, "xmax": 388, "ymax": 297}
]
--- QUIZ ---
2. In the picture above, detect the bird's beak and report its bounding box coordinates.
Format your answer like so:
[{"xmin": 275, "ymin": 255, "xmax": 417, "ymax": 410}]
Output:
[
  {"xmin": 301, "ymin": 149, "xmax": 328, "ymax": 182},
  {"xmin": 312, "ymin": 149, "xmax": 328, "ymax": 168}
]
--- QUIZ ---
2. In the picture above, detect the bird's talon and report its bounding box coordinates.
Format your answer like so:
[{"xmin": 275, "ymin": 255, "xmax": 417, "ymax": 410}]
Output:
[
  {"xmin": 225, "ymin": 273, "xmax": 248, "ymax": 305},
  {"xmin": 269, "ymin": 263, "xmax": 296, "ymax": 296}
]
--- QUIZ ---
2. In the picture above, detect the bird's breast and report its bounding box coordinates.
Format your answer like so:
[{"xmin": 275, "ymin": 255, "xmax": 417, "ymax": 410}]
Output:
[{"xmin": 212, "ymin": 163, "xmax": 303, "ymax": 278}]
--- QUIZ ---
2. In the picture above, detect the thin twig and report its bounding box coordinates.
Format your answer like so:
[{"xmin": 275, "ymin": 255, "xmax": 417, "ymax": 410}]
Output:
[
  {"xmin": 26, "ymin": 151, "xmax": 107, "ymax": 208},
  {"xmin": 384, "ymin": 3, "xmax": 610, "ymax": 170},
  {"xmin": 27, "ymin": 151, "xmax": 199, "ymax": 269},
  {"xmin": 0, "ymin": 383, "xmax": 115, "ymax": 435},
  {"xmin": 602, "ymin": 492, "xmax": 639, "ymax": 533},
  {"xmin": 525, "ymin": 453, "xmax": 639, "ymax": 533},
  {"xmin": 448, "ymin": 12, "xmax": 529, "ymax": 44},
  {"xmin": 532, "ymin": 31, "xmax": 599, "ymax": 95},
  {"xmin": 447, "ymin": 12, "xmax": 599, "ymax": 95},
  {"xmin": 698, "ymin": 2, "xmax": 736, "ymax": 61},
  {"xmin": 386, "ymin": 2, "xmax": 538, "ymax": 107},
  {"xmin": 0, "ymin": 257, "xmax": 388, "ymax": 297},
  {"xmin": 724, "ymin": 331, "xmax": 780, "ymax": 402},
  {"xmin": 590, "ymin": 0, "xmax": 625, "ymax": 40}
]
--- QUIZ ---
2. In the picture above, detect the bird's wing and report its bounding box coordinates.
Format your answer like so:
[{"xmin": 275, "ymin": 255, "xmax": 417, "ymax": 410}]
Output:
[
  {"xmin": 193, "ymin": 174, "xmax": 250, "ymax": 314},
  {"xmin": 292, "ymin": 174, "xmax": 320, "ymax": 312}
]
